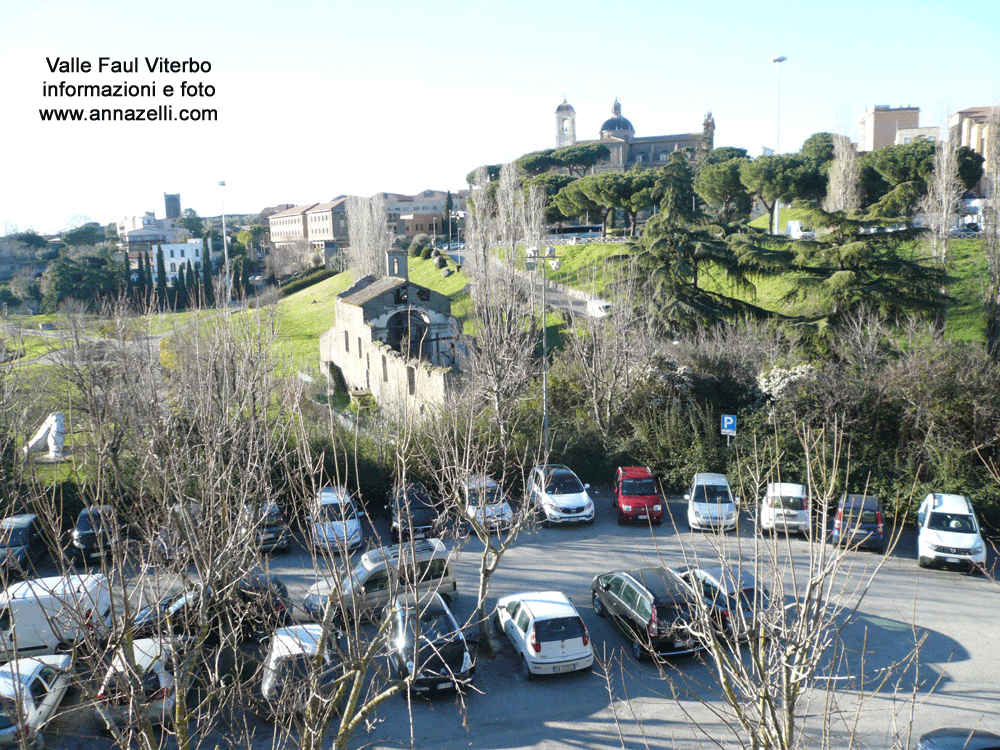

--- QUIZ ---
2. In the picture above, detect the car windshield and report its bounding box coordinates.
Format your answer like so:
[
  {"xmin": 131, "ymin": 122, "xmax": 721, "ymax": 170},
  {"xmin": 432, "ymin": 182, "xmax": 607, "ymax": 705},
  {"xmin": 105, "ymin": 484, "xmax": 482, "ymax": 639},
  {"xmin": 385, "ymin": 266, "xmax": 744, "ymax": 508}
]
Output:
[
  {"xmin": 622, "ymin": 478, "xmax": 657, "ymax": 495},
  {"xmin": 467, "ymin": 487, "xmax": 503, "ymax": 507},
  {"xmin": 398, "ymin": 492, "xmax": 435, "ymax": 511},
  {"xmin": 928, "ymin": 512, "xmax": 976, "ymax": 533},
  {"xmin": 319, "ymin": 502, "xmax": 356, "ymax": 522},
  {"xmin": 0, "ymin": 527, "xmax": 28, "ymax": 546},
  {"xmin": 774, "ymin": 496, "xmax": 806, "ymax": 510},
  {"xmin": 546, "ymin": 475, "xmax": 583, "ymax": 495},
  {"xmin": 535, "ymin": 616, "xmax": 585, "ymax": 642},
  {"xmin": 77, "ymin": 511, "xmax": 105, "ymax": 533},
  {"xmin": 694, "ymin": 485, "xmax": 730, "ymax": 503},
  {"xmin": 275, "ymin": 653, "xmax": 313, "ymax": 684},
  {"xmin": 404, "ymin": 610, "xmax": 458, "ymax": 645},
  {"xmin": 729, "ymin": 587, "xmax": 768, "ymax": 613}
]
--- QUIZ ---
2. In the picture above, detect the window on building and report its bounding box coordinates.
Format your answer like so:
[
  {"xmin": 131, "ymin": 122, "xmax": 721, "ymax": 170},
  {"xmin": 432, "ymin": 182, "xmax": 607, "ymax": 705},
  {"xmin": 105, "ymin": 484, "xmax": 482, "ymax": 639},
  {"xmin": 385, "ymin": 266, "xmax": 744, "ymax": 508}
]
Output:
[
  {"xmin": 382, "ymin": 355, "xmax": 388, "ymax": 382},
  {"xmin": 358, "ymin": 337, "xmax": 362, "ymax": 358},
  {"xmin": 344, "ymin": 331, "xmax": 349, "ymax": 353},
  {"xmin": 170, "ymin": 262, "xmax": 176, "ymax": 272},
  {"xmin": 407, "ymin": 366, "xmax": 416, "ymax": 396}
]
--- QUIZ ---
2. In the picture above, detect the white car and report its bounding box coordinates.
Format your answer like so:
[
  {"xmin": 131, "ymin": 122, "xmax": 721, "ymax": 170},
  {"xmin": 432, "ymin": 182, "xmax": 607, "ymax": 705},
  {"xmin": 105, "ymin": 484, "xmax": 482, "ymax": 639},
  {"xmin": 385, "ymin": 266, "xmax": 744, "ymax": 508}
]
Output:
[
  {"xmin": 0, "ymin": 654, "xmax": 73, "ymax": 748},
  {"xmin": 526, "ymin": 465, "xmax": 595, "ymax": 525},
  {"xmin": 494, "ymin": 591, "xmax": 593, "ymax": 680},
  {"xmin": 758, "ymin": 482, "xmax": 810, "ymax": 535},
  {"xmin": 261, "ymin": 625, "xmax": 341, "ymax": 716},
  {"xmin": 461, "ymin": 476, "xmax": 513, "ymax": 531},
  {"xmin": 96, "ymin": 637, "xmax": 193, "ymax": 732},
  {"xmin": 685, "ymin": 473, "xmax": 738, "ymax": 532},
  {"xmin": 917, "ymin": 493, "xmax": 987, "ymax": 571},
  {"xmin": 308, "ymin": 487, "xmax": 364, "ymax": 554}
]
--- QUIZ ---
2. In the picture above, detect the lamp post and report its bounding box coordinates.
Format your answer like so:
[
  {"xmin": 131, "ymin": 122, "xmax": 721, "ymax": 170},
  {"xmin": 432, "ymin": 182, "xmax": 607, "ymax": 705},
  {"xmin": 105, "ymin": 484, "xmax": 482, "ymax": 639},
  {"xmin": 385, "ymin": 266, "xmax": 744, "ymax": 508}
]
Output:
[
  {"xmin": 218, "ymin": 180, "xmax": 230, "ymax": 303},
  {"xmin": 771, "ymin": 55, "xmax": 787, "ymax": 235}
]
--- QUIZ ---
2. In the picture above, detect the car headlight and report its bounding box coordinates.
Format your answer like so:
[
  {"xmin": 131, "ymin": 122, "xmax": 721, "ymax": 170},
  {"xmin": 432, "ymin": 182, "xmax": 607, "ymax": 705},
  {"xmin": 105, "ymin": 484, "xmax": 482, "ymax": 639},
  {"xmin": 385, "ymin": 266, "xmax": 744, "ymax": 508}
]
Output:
[
  {"xmin": 972, "ymin": 542, "xmax": 984, "ymax": 554},
  {"xmin": 405, "ymin": 659, "xmax": 414, "ymax": 675},
  {"xmin": 930, "ymin": 544, "xmax": 944, "ymax": 552},
  {"xmin": 653, "ymin": 504, "xmax": 661, "ymax": 512},
  {"xmin": 461, "ymin": 650, "xmax": 472, "ymax": 674},
  {"xmin": 726, "ymin": 510, "xmax": 736, "ymax": 520},
  {"xmin": 694, "ymin": 509, "xmax": 704, "ymax": 520},
  {"xmin": 621, "ymin": 504, "xmax": 631, "ymax": 513}
]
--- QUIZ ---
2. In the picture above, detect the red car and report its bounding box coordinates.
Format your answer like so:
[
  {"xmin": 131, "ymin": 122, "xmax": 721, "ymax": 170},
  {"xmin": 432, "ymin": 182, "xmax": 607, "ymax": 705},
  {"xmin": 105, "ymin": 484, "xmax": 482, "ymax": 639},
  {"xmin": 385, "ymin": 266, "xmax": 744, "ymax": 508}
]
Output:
[{"xmin": 614, "ymin": 467, "xmax": 663, "ymax": 525}]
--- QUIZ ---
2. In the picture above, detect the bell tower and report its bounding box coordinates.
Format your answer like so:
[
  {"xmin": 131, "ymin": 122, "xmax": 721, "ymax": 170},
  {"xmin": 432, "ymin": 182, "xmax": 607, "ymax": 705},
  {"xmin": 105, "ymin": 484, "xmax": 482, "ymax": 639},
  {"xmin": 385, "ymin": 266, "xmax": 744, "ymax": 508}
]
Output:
[{"xmin": 556, "ymin": 98, "xmax": 576, "ymax": 148}]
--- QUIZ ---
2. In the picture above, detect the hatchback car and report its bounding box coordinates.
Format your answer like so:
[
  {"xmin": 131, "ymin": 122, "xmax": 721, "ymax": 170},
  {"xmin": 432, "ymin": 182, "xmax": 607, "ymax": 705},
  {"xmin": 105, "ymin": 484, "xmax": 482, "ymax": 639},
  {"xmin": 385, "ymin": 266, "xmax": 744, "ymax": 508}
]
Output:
[
  {"xmin": 526, "ymin": 465, "xmax": 595, "ymax": 525},
  {"xmin": 0, "ymin": 654, "xmax": 73, "ymax": 749},
  {"xmin": 260, "ymin": 624, "xmax": 342, "ymax": 717},
  {"xmin": 916, "ymin": 728, "xmax": 1000, "ymax": 750},
  {"xmin": 494, "ymin": 591, "xmax": 593, "ymax": 680},
  {"xmin": 758, "ymin": 482, "xmax": 810, "ymax": 536},
  {"xmin": 675, "ymin": 566, "xmax": 770, "ymax": 640},
  {"xmin": 830, "ymin": 494, "xmax": 884, "ymax": 551},
  {"xmin": 309, "ymin": 487, "xmax": 364, "ymax": 554},
  {"xmin": 385, "ymin": 593, "xmax": 473, "ymax": 695},
  {"xmin": 386, "ymin": 484, "xmax": 440, "ymax": 543},
  {"xmin": 591, "ymin": 567, "xmax": 697, "ymax": 661},
  {"xmin": 0, "ymin": 515, "xmax": 47, "ymax": 578},
  {"xmin": 917, "ymin": 493, "xmax": 986, "ymax": 571},
  {"xmin": 242, "ymin": 501, "xmax": 290, "ymax": 553},
  {"xmin": 685, "ymin": 473, "xmax": 738, "ymax": 532},
  {"xmin": 96, "ymin": 637, "xmax": 194, "ymax": 732},
  {"xmin": 460, "ymin": 476, "xmax": 513, "ymax": 532},
  {"xmin": 613, "ymin": 467, "xmax": 663, "ymax": 525},
  {"xmin": 70, "ymin": 505, "xmax": 120, "ymax": 564}
]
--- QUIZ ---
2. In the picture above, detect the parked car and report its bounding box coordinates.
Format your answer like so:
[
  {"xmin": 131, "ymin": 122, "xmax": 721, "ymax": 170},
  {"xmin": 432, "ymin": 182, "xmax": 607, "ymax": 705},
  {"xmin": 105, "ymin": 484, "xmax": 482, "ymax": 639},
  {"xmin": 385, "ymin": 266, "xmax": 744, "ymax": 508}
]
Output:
[
  {"xmin": 526, "ymin": 465, "xmax": 595, "ymax": 525},
  {"xmin": 459, "ymin": 476, "xmax": 513, "ymax": 532},
  {"xmin": 70, "ymin": 505, "xmax": 120, "ymax": 564},
  {"xmin": 241, "ymin": 501, "xmax": 290, "ymax": 553},
  {"xmin": 260, "ymin": 624, "xmax": 342, "ymax": 717},
  {"xmin": 303, "ymin": 539, "xmax": 457, "ymax": 622},
  {"xmin": 830, "ymin": 494, "xmax": 884, "ymax": 551},
  {"xmin": 385, "ymin": 593, "xmax": 473, "ymax": 695},
  {"xmin": 591, "ymin": 567, "xmax": 698, "ymax": 661},
  {"xmin": 153, "ymin": 502, "xmax": 203, "ymax": 565},
  {"xmin": 675, "ymin": 566, "xmax": 770, "ymax": 640},
  {"xmin": 0, "ymin": 514, "xmax": 47, "ymax": 578},
  {"xmin": 612, "ymin": 467, "xmax": 663, "ymax": 525},
  {"xmin": 96, "ymin": 637, "xmax": 195, "ymax": 732},
  {"xmin": 0, "ymin": 654, "xmax": 73, "ymax": 748},
  {"xmin": 758, "ymin": 482, "xmax": 810, "ymax": 536},
  {"xmin": 916, "ymin": 728, "xmax": 1000, "ymax": 750},
  {"xmin": 685, "ymin": 473, "xmax": 738, "ymax": 532},
  {"xmin": 386, "ymin": 484, "xmax": 440, "ymax": 543},
  {"xmin": 917, "ymin": 493, "xmax": 986, "ymax": 571},
  {"xmin": 308, "ymin": 487, "xmax": 364, "ymax": 554},
  {"xmin": 494, "ymin": 591, "xmax": 593, "ymax": 680}
]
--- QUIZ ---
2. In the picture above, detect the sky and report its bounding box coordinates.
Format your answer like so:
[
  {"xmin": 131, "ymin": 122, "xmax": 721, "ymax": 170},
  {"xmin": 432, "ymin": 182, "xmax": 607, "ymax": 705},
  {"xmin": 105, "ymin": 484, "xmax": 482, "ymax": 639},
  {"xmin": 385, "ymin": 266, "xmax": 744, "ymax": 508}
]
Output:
[{"xmin": 2, "ymin": 0, "xmax": 999, "ymax": 235}]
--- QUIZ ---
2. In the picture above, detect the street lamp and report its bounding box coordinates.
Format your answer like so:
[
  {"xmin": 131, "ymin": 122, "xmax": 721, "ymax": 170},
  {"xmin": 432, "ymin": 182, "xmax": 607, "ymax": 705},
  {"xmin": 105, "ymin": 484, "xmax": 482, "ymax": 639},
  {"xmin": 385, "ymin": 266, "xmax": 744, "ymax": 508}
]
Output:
[
  {"xmin": 218, "ymin": 180, "xmax": 230, "ymax": 303},
  {"xmin": 771, "ymin": 55, "xmax": 787, "ymax": 234}
]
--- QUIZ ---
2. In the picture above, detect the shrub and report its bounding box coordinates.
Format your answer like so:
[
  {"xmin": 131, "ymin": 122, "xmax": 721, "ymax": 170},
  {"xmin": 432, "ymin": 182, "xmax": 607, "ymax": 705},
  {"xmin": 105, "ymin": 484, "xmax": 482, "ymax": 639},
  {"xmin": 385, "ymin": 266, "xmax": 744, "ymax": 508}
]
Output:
[{"xmin": 420, "ymin": 246, "xmax": 433, "ymax": 260}]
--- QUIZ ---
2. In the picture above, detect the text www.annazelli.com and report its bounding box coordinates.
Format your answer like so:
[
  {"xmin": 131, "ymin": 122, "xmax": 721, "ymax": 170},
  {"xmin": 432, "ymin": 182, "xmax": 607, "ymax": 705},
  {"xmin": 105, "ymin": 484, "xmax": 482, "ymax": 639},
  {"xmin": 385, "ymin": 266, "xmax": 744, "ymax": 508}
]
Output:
[{"xmin": 39, "ymin": 105, "xmax": 217, "ymax": 122}]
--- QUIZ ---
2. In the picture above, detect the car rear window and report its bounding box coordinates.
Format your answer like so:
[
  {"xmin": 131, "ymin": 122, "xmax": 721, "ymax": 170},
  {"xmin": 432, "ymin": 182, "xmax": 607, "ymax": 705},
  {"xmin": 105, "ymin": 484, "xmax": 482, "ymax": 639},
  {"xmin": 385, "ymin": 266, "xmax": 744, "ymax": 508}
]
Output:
[
  {"xmin": 843, "ymin": 509, "xmax": 878, "ymax": 524},
  {"xmin": 535, "ymin": 616, "xmax": 585, "ymax": 642},
  {"xmin": 773, "ymin": 496, "xmax": 806, "ymax": 510}
]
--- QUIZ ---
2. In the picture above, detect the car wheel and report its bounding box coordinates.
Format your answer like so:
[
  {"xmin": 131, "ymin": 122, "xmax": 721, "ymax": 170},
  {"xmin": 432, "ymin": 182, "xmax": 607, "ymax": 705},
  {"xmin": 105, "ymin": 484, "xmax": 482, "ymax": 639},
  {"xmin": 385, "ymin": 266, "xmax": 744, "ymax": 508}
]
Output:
[
  {"xmin": 592, "ymin": 592, "xmax": 605, "ymax": 617},
  {"xmin": 521, "ymin": 655, "xmax": 535, "ymax": 681},
  {"xmin": 631, "ymin": 638, "xmax": 646, "ymax": 662},
  {"xmin": 493, "ymin": 611, "xmax": 502, "ymax": 634},
  {"xmin": 918, "ymin": 556, "xmax": 930, "ymax": 568},
  {"xmin": 616, "ymin": 511, "xmax": 625, "ymax": 526},
  {"xmin": 653, "ymin": 516, "xmax": 663, "ymax": 526}
]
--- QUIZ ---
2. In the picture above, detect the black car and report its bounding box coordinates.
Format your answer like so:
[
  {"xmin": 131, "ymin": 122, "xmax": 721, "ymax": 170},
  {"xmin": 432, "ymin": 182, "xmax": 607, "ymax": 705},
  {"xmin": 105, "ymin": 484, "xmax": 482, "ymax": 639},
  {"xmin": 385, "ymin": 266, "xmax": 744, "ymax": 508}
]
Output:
[
  {"xmin": 0, "ymin": 514, "xmax": 47, "ymax": 578},
  {"xmin": 70, "ymin": 505, "xmax": 120, "ymax": 563},
  {"xmin": 242, "ymin": 501, "xmax": 290, "ymax": 553},
  {"xmin": 385, "ymin": 593, "xmax": 473, "ymax": 695},
  {"xmin": 917, "ymin": 729, "xmax": 1000, "ymax": 750},
  {"xmin": 387, "ymin": 484, "xmax": 440, "ymax": 543},
  {"xmin": 130, "ymin": 573, "xmax": 293, "ymax": 642},
  {"xmin": 591, "ymin": 567, "xmax": 699, "ymax": 661},
  {"xmin": 675, "ymin": 565, "xmax": 771, "ymax": 640}
]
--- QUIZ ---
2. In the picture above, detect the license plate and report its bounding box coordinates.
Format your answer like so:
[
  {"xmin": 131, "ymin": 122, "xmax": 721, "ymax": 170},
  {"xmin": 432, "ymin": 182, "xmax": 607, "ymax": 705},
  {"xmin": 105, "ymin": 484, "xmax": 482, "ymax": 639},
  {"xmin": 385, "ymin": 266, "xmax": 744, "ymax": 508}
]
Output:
[
  {"xmin": 637, "ymin": 515, "xmax": 647, "ymax": 520},
  {"xmin": 553, "ymin": 664, "xmax": 573, "ymax": 673},
  {"xmin": 437, "ymin": 681, "xmax": 452, "ymax": 690},
  {"xmin": 946, "ymin": 557, "xmax": 961, "ymax": 563},
  {"xmin": 675, "ymin": 639, "xmax": 692, "ymax": 648}
]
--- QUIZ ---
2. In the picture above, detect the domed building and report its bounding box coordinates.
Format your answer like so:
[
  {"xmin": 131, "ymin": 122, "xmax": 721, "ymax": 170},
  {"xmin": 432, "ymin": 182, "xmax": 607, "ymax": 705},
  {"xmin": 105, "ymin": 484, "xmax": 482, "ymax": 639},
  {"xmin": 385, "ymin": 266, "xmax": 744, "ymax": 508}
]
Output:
[{"xmin": 554, "ymin": 98, "xmax": 715, "ymax": 173}]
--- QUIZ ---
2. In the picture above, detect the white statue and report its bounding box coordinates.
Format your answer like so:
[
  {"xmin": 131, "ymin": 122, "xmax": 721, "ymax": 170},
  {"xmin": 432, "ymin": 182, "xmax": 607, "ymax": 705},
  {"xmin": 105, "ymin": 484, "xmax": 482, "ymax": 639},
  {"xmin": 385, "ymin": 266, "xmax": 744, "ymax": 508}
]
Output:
[{"xmin": 23, "ymin": 412, "xmax": 66, "ymax": 460}]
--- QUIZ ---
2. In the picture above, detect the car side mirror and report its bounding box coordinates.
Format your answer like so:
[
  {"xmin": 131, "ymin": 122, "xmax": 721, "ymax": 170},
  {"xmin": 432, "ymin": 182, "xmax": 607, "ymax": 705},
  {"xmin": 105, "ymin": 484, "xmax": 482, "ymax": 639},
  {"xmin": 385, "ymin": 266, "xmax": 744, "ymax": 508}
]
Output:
[
  {"xmin": 916, "ymin": 512, "xmax": 924, "ymax": 525},
  {"xmin": 735, "ymin": 496, "xmax": 741, "ymax": 506},
  {"xmin": 356, "ymin": 507, "xmax": 366, "ymax": 517},
  {"xmin": 305, "ymin": 515, "xmax": 312, "ymax": 522},
  {"xmin": 599, "ymin": 581, "xmax": 610, "ymax": 591},
  {"xmin": 584, "ymin": 483, "xmax": 591, "ymax": 490},
  {"xmin": 684, "ymin": 494, "xmax": 690, "ymax": 501}
]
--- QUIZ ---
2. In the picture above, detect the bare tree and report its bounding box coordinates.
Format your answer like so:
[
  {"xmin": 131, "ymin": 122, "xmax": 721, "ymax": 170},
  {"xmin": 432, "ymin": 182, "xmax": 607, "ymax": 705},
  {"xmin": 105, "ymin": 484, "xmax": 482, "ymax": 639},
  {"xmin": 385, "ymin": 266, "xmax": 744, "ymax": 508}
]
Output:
[
  {"xmin": 346, "ymin": 194, "xmax": 393, "ymax": 279},
  {"xmin": 823, "ymin": 134, "xmax": 861, "ymax": 213},
  {"xmin": 920, "ymin": 125, "xmax": 964, "ymax": 272},
  {"xmin": 982, "ymin": 106, "xmax": 1000, "ymax": 358}
]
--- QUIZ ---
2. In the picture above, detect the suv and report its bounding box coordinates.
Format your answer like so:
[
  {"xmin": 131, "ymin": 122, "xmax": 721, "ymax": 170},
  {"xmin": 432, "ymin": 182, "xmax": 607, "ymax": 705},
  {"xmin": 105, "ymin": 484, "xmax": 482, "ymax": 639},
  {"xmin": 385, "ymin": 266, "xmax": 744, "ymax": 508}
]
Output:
[
  {"xmin": 242, "ymin": 501, "xmax": 290, "ymax": 553},
  {"xmin": 494, "ymin": 591, "xmax": 593, "ymax": 680},
  {"xmin": 917, "ymin": 493, "xmax": 986, "ymax": 571},
  {"xmin": 591, "ymin": 567, "xmax": 697, "ymax": 661},
  {"xmin": 460, "ymin": 476, "xmax": 513, "ymax": 532},
  {"xmin": 758, "ymin": 482, "xmax": 810, "ymax": 536},
  {"xmin": 0, "ymin": 655, "xmax": 73, "ymax": 748},
  {"xmin": 308, "ymin": 487, "xmax": 364, "ymax": 554},
  {"xmin": 685, "ymin": 473, "xmax": 738, "ymax": 532},
  {"xmin": 0, "ymin": 514, "xmax": 47, "ymax": 578},
  {"xmin": 613, "ymin": 467, "xmax": 663, "ymax": 525},
  {"xmin": 70, "ymin": 505, "xmax": 120, "ymax": 563},
  {"xmin": 526, "ymin": 465, "xmax": 595, "ymax": 525},
  {"xmin": 831, "ymin": 494, "xmax": 884, "ymax": 551},
  {"xmin": 385, "ymin": 593, "xmax": 473, "ymax": 695},
  {"xmin": 386, "ymin": 484, "xmax": 440, "ymax": 543}
]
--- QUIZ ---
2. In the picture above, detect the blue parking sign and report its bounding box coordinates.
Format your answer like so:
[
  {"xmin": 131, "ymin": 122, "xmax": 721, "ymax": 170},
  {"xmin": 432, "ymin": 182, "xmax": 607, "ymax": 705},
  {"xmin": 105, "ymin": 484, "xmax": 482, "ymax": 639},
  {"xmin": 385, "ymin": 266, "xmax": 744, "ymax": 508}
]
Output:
[{"xmin": 721, "ymin": 414, "xmax": 737, "ymax": 436}]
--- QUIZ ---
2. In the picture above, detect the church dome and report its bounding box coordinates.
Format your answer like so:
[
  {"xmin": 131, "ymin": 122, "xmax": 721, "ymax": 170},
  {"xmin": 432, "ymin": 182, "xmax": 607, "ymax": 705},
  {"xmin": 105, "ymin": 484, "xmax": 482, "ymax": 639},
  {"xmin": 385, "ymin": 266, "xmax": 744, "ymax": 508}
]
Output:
[
  {"xmin": 600, "ymin": 99, "xmax": 634, "ymax": 136},
  {"xmin": 555, "ymin": 97, "xmax": 575, "ymax": 113}
]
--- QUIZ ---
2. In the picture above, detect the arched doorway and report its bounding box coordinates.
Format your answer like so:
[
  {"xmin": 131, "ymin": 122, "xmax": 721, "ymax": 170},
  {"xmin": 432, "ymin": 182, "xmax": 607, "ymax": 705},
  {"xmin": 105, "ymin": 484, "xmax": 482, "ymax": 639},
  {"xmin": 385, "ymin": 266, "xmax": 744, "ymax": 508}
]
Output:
[{"xmin": 386, "ymin": 310, "xmax": 430, "ymax": 360}]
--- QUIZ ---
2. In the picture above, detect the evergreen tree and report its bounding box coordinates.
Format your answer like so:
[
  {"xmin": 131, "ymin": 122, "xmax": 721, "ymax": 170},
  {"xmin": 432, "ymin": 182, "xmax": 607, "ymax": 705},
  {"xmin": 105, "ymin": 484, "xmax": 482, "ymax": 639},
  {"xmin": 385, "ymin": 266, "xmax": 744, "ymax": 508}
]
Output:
[
  {"xmin": 155, "ymin": 244, "xmax": 169, "ymax": 310},
  {"xmin": 201, "ymin": 258, "xmax": 215, "ymax": 307},
  {"xmin": 174, "ymin": 266, "xmax": 188, "ymax": 310},
  {"xmin": 144, "ymin": 250, "xmax": 154, "ymax": 304},
  {"xmin": 186, "ymin": 260, "xmax": 197, "ymax": 307},
  {"xmin": 135, "ymin": 253, "xmax": 147, "ymax": 305}
]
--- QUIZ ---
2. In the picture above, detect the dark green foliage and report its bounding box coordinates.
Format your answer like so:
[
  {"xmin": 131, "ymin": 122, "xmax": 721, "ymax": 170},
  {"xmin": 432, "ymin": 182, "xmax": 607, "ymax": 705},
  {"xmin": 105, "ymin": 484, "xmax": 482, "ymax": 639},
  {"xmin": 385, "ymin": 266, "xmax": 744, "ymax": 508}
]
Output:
[
  {"xmin": 516, "ymin": 149, "xmax": 558, "ymax": 175},
  {"xmin": 420, "ymin": 246, "xmax": 433, "ymax": 260},
  {"xmin": 279, "ymin": 268, "xmax": 334, "ymax": 296},
  {"xmin": 551, "ymin": 143, "xmax": 611, "ymax": 177},
  {"xmin": 10, "ymin": 232, "xmax": 49, "ymax": 251},
  {"xmin": 695, "ymin": 158, "xmax": 752, "ymax": 221},
  {"xmin": 179, "ymin": 208, "xmax": 205, "ymax": 237},
  {"xmin": 41, "ymin": 250, "xmax": 124, "ymax": 312},
  {"xmin": 705, "ymin": 147, "xmax": 749, "ymax": 165},
  {"xmin": 201, "ymin": 252, "xmax": 215, "ymax": 306},
  {"xmin": 523, "ymin": 173, "xmax": 575, "ymax": 223},
  {"xmin": 466, "ymin": 164, "xmax": 501, "ymax": 185},
  {"xmin": 155, "ymin": 245, "xmax": 169, "ymax": 310},
  {"xmin": 800, "ymin": 132, "xmax": 836, "ymax": 165},
  {"xmin": 61, "ymin": 222, "xmax": 104, "ymax": 247}
]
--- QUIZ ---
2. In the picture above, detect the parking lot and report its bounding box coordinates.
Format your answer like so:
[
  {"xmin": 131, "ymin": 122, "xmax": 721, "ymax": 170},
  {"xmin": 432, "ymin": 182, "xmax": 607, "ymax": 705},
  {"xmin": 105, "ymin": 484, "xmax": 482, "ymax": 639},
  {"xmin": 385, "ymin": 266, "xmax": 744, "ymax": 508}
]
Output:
[{"xmin": 33, "ymin": 485, "xmax": 1000, "ymax": 750}]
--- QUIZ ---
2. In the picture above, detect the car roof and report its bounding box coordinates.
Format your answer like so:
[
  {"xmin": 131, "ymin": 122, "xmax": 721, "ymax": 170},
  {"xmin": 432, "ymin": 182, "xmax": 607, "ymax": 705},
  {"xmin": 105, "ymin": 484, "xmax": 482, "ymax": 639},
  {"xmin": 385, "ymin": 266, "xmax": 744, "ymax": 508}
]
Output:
[
  {"xmin": 534, "ymin": 464, "xmax": 573, "ymax": 475},
  {"xmin": 695, "ymin": 566, "xmax": 759, "ymax": 594},
  {"xmin": 0, "ymin": 574, "xmax": 105, "ymax": 602},
  {"xmin": 393, "ymin": 591, "xmax": 450, "ymax": 616},
  {"xmin": 619, "ymin": 466, "xmax": 653, "ymax": 480},
  {"xmin": 693, "ymin": 473, "xmax": 729, "ymax": 485},
  {"xmin": 110, "ymin": 638, "xmax": 169, "ymax": 673},
  {"xmin": 270, "ymin": 624, "xmax": 327, "ymax": 658},
  {"xmin": 509, "ymin": 591, "xmax": 577, "ymax": 619},
  {"xmin": 626, "ymin": 568, "xmax": 687, "ymax": 601},
  {"xmin": 317, "ymin": 486, "xmax": 352, "ymax": 505},
  {"xmin": 0, "ymin": 655, "xmax": 71, "ymax": 696},
  {"xmin": 0, "ymin": 514, "xmax": 36, "ymax": 529},
  {"xmin": 361, "ymin": 538, "xmax": 448, "ymax": 567},
  {"xmin": 926, "ymin": 493, "xmax": 973, "ymax": 514},
  {"xmin": 765, "ymin": 482, "xmax": 807, "ymax": 496},
  {"xmin": 463, "ymin": 475, "xmax": 499, "ymax": 491},
  {"xmin": 841, "ymin": 493, "xmax": 880, "ymax": 508}
]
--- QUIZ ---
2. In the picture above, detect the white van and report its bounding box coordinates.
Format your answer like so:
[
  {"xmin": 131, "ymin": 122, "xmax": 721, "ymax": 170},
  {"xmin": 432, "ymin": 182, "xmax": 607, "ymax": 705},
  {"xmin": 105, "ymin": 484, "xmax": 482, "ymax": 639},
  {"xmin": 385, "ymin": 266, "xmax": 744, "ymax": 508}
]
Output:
[
  {"xmin": 586, "ymin": 299, "xmax": 612, "ymax": 319},
  {"xmin": 0, "ymin": 574, "xmax": 112, "ymax": 661},
  {"xmin": 302, "ymin": 539, "xmax": 456, "ymax": 621},
  {"xmin": 759, "ymin": 482, "xmax": 810, "ymax": 535}
]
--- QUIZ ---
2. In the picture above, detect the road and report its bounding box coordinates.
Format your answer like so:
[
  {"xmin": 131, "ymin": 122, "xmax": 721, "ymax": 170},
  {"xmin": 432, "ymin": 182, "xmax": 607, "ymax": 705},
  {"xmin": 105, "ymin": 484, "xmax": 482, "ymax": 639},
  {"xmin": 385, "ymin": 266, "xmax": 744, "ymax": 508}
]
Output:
[{"xmin": 33, "ymin": 489, "xmax": 999, "ymax": 750}]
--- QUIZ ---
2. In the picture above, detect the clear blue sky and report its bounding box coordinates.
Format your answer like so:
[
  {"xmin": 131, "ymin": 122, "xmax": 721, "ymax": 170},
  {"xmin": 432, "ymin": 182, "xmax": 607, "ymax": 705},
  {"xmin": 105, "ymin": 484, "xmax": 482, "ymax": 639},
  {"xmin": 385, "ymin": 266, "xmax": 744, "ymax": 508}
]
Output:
[{"xmin": 2, "ymin": 0, "xmax": 998, "ymax": 234}]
